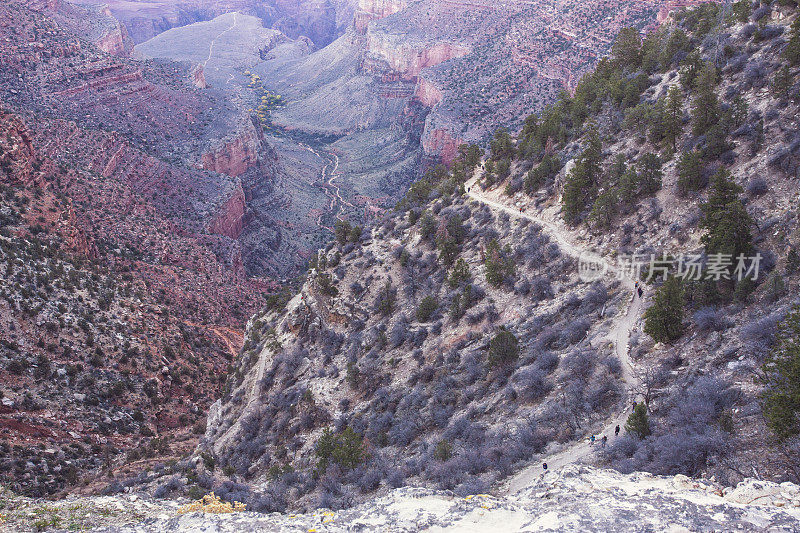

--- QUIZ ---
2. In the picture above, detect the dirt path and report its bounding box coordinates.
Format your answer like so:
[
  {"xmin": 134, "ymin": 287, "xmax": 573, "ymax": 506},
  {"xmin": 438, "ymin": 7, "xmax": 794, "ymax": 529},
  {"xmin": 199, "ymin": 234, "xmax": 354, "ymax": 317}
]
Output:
[
  {"xmin": 464, "ymin": 177, "xmax": 646, "ymax": 494},
  {"xmin": 182, "ymin": 321, "xmax": 243, "ymax": 360},
  {"xmin": 202, "ymin": 12, "xmax": 239, "ymax": 69}
]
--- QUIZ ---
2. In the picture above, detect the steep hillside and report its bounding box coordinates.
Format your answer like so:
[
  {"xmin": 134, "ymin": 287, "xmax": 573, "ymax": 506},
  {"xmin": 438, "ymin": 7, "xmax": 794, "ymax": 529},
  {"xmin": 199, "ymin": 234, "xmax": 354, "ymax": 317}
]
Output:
[
  {"xmin": 109, "ymin": 0, "xmax": 800, "ymax": 516},
  {"xmin": 0, "ymin": 107, "xmax": 274, "ymax": 499},
  {"xmin": 0, "ymin": 0, "xmax": 279, "ymax": 498},
  {"xmin": 481, "ymin": 0, "xmax": 800, "ymax": 483}
]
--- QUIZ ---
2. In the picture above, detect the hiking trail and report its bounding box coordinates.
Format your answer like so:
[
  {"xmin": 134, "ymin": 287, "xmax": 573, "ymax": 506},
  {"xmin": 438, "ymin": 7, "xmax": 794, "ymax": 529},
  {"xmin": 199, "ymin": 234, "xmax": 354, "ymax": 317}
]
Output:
[{"xmin": 464, "ymin": 176, "xmax": 646, "ymax": 494}]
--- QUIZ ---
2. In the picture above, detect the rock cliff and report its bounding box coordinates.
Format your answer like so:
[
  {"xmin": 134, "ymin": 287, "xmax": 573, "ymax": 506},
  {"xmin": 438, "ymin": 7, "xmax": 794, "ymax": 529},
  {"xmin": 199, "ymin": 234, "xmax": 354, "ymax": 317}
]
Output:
[
  {"xmin": 94, "ymin": 20, "xmax": 133, "ymax": 56},
  {"xmin": 354, "ymin": 0, "xmax": 409, "ymax": 33},
  {"xmin": 200, "ymin": 129, "xmax": 264, "ymax": 178},
  {"xmin": 365, "ymin": 32, "xmax": 470, "ymax": 80},
  {"xmin": 207, "ymin": 182, "xmax": 246, "ymax": 240}
]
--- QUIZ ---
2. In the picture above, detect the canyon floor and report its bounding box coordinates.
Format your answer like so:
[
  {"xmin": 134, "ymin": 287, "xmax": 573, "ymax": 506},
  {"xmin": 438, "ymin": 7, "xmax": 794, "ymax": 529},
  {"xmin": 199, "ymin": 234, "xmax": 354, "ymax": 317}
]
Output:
[{"xmin": 135, "ymin": 12, "xmax": 422, "ymax": 278}]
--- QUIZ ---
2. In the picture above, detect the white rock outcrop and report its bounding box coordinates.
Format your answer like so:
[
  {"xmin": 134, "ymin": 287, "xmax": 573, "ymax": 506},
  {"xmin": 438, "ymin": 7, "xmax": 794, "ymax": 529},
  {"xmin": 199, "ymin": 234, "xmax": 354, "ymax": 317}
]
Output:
[{"xmin": 94, "ymin": 465, "xmax": 800, "ymax": 532}]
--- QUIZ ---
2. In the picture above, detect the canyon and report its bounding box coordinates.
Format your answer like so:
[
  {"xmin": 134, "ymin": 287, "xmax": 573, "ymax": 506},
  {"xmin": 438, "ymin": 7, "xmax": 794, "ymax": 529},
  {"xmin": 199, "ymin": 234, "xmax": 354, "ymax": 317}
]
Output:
[
  {"xmin": 0, "ymin": 0, "xmax": 283, "ymax": 497},
  {"xmin": 130, "ymin": 0, "xmax": 710, "ymax": 282},
  {"xmin": 3, "ymin": 0, "xmax": 764, "ymax": 514}
]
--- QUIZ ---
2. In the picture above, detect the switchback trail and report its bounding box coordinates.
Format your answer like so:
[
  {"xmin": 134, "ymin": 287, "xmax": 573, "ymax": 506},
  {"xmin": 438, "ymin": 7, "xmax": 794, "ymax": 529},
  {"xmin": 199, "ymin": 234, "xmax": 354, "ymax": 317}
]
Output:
[
  {"xmin": 464, "ymin": 177, "xmax": 646, "ymax": 494},
  {"xmin": 299, "ymin": 142, "xmax": 353, "ymax": 232}
]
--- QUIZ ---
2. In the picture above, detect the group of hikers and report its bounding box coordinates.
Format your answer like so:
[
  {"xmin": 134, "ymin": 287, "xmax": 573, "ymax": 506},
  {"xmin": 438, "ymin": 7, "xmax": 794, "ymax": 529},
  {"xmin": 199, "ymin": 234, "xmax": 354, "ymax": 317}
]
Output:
[{"xmin": 541, "ymin": 411, "xmax": 632, "ymax": 473}]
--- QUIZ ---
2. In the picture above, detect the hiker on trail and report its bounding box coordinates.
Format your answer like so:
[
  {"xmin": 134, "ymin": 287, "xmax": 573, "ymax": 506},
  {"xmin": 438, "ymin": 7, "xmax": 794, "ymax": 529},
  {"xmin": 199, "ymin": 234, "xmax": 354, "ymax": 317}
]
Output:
[
  {"xmin": 590, "ymin": 435, "xmax": 595, "ymax": 445},
  {"xmin": 632, "ymin": 401, "xmax": 637, "ymax": 411},
  {"xmin": 542, "ymin": 463, "xmax": 548, "ymax": 471},
  {"xmin": 615, "ymin": 425, "xmax": 620, "ymax": 437},
  {"xmin": 601, "ymin": 435, "xmax": 608, "ymax": 448}
]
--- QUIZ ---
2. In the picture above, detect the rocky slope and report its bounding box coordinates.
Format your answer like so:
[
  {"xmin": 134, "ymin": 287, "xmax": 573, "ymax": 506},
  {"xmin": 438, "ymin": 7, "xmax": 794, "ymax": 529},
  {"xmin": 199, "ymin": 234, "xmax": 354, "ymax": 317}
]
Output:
[
  {"xmin": 0, "ymin": 0, "xmax": 282, "ymax": 498},
  {"xmin": 478, "ymin": 0, "xmax": 800, "ymax": 485}
]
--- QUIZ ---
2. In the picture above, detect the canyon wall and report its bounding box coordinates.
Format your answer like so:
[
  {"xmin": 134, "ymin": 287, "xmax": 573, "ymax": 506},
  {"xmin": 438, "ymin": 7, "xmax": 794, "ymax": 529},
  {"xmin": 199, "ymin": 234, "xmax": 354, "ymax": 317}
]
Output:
[
  {"xmin": 414, "ymin": 75, "xmax": 443, "ymax": 107},
  {"xmin": 94, "ymin": 21, "xmax": 133, "ymax": 56},
  {"xmin": 354, "ymin": 0, "xmax": 408, "ymax": 32},
  {"xmin": 206, "ymin": 182, "xmax": 246, "ymax": 240},
  {"xmin": 420, "ymin": 121, "xmax": 463, "ymax": 165},
  {"xmin": 365, "ymin": 32, "xmax": 470, "ymax": 80},
  {"xmin": 199, "ymin": 127, "xmax": 263, "ymax": 178}
]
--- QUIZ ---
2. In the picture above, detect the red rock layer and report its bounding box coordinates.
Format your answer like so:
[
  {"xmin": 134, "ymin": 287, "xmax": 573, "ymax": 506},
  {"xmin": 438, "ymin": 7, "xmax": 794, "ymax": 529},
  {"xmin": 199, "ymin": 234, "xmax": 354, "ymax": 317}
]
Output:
[
  {"xmin": 207, "ymin": 182, "xmax": 246, "ymax": 240},
  {"xmin": 200, "ymin": 128, "xmax": 263, "ymax": 178}
]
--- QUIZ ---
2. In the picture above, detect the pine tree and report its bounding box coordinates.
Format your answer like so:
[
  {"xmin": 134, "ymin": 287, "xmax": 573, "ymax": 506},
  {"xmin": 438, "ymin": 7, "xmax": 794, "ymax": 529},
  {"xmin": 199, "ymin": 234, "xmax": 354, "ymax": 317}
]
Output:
[
  {"xmin": 691, "ymin": 61, "xmax": 720, "ymax": 136},
  {"xmin": 484, "ymin": 239, "xmax": 515, "ymax": 287},
  {"xmin": 644, "ymin": 276, "xmax": 686, "ymax": 343},
  {"xmin": 589, "ymin": 188, "xmax": 619, "ymax": 230},
  {"xmin": 562, "ymin": 125, "xmax": 602, "ymax": 223},
  {"xmin": 315, "ymin": 427, "xmax": 366, "ymax": 472},
  {"xmin": 637, "ymin": 153, "xmax": 663, "ymax": 195},
  {"xmin": 647, "ymin": 97, "xmax": 668, "ymax": 147},
  {"xmin": 334, "ymin": 220, "xmax": 352, "ymax": 245},
  {"xmin": 458, "ymin": 143, "xmax": 484, "ymax": 170},
  {"xmin": 448, "ymin": 258, "xmax": 470, "ymax": 288},
  {"xmin": 625, "ymin": 403, "xmax": 651, "ymax": 439},
  {"xmin": 663, "ymin": 85, "xmax": 684, "ymax": 152},
  {"xmin": 490, "ymin": 127, "xmax": 516, "ymax": 160},
  {"xmin": 662, "ymin": 28, "xmax": 690, "ymax": 70},
  {"xmin": 416, "ymin": 295, "xmax": 438, "ymax": 322},
  {"xmin": 488, "ymin": 327, "xmax": 520, "ymax": 367},
  {"xmin": 676, "ymin": 150, "xmax": 705, "ymax": 195},
  {"xmin": 612, "ymin": 27, "xmax": 643, "ymax": 70},
  {"xmin": 700, "ymin": 168, "xmax": 753, "ymax": 260},
  {"xmin": 581, "ymin": 124, "xmax": 603, "ymax": 181},
  {"xmin": 784, "ymin": 16, "xmax": 800, "ymax": 66},
  {"xmin": 762, "ymin": 305, "xmax": 800, "ymax": 440},
  {"xmin": 641, "ymin": 28, "xmax": 666, "ymax": 73},
  {"xmin": 562, "ymin": 161, "xmax": 593, "ymax": 224},
  {"xmin": 375, "ymin": 281, "xmax": 396, "ymax": 316},
  {"xmin": 680, "ymin": 50, "xmax": 704, "ymax": 89},
  {"xmin": 772, "ymin": 65, "xmax": 793, "ymax": 99}
]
